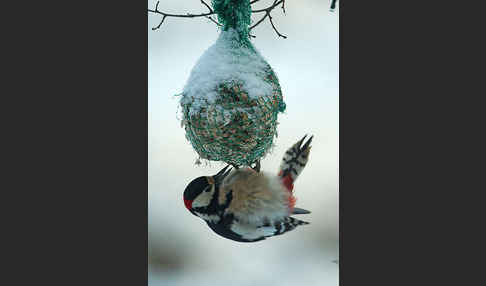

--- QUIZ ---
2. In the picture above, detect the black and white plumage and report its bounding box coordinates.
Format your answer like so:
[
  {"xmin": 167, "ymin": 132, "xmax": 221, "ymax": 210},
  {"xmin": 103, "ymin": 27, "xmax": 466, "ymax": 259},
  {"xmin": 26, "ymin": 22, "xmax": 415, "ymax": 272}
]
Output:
[{"xmin": 183, "ymin": 135, "xmax": 313, "ymax": 242}]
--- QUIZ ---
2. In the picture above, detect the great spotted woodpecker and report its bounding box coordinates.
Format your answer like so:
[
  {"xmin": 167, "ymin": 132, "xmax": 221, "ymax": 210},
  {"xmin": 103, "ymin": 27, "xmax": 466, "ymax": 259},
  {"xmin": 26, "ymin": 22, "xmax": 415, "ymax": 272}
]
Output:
[{"xmin": 183, "ymin": 135, "xmax": 313, "ymax": 242}]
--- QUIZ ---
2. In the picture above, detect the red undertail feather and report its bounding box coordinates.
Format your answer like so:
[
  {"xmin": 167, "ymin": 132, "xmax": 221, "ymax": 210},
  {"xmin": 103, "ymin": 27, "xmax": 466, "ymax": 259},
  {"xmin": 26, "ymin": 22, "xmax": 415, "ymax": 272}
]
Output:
[
  {"xmin": 280, "ymin": 171, "xmax": 294, "ymax": 192},
  {"xmin": 288, "ymin": 194, "xmax": 297, "ymax": 211},
  {"xmin": 279, "ymin": 170, "xmax": 296, "ymax": 211}
]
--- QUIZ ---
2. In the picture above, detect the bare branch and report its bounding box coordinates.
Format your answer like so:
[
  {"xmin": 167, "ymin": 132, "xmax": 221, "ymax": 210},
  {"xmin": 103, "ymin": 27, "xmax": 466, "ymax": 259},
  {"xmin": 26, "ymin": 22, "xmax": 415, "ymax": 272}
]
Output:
[
  {"xmin": 200, "ymin": 0, "xmax": 220, "ymax": 27},
  {"xmin": 149, "ymin": 0, "xmax": 289, "ymax": 38},
  {"xmin": 249, "ymin": 0, "xmax": 287, "ymax": 39},
  {"xmin": 152, "ymin": 15, "xmax": 167, "ymax": 31},
  {"xmin": 148, "ymin": 1, "xmax": 215, "ymax": 17},
  {"xmin": 148, "ymin": 1, "xmax": 217, "ymax": 30},
  {"xmin": 206, "ymin": 16, "xmax": 222, "ymax": 27},
  {"xmin": 249, "ymin": 13, "xmax": 268, "ymax": 30},
  {"xmin": 200, "ymin": 0, "xmax": 213, "ymax": 13},
  {"xmin": 267, "ymin": 12, "xmax": 287, "ymax": 39},
  {"xmin": 252, "ymin": 0, "xmax": 283, "ymax": 13}
]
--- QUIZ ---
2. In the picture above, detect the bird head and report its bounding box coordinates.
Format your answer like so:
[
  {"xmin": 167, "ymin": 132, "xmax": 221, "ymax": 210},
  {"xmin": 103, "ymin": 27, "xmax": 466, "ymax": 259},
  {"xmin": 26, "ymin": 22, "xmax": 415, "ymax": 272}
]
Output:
[{"xmin": 183, "ymin": 165, "xmax": 232, "ymax": 217}]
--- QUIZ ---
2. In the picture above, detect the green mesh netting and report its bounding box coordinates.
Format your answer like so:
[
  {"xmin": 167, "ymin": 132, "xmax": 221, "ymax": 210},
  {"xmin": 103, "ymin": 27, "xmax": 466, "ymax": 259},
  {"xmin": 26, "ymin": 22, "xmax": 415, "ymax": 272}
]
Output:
[
  {"xmin": 213, "ymin": 0, "xmax": 251, "ymax": 39},
  {"xmin": 180, "ymin": 0, "xmax": 286, "ymax": 167},
  {"xmin": 182, "ymin": 68, "xmax": 285, "ymax": 167}
]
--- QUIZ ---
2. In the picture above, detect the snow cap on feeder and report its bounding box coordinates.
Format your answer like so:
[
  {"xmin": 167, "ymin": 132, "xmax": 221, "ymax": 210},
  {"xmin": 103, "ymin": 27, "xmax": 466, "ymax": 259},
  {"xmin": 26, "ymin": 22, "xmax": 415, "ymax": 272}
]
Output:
[{"xmin": 180, "ymin": 0, "xmax": 286, "ymax": 167}]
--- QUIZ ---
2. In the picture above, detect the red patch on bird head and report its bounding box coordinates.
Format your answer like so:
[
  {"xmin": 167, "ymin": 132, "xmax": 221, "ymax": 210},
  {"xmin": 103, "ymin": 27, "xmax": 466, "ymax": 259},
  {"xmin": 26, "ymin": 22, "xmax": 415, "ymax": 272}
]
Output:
[{"xmin": 184, "ymin": 199, "xmax": 193, "ymax": 210}]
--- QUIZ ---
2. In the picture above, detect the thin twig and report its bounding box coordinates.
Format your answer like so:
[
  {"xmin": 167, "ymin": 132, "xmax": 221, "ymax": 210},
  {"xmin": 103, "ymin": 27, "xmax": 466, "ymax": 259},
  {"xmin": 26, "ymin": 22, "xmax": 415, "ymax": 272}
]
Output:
[
  {"xmin": 249, "ymin": 0, "xmax": 287, "ymax": 39},
  {"xmin": 200, "ymin": 0, "xmax": 213, "ymax": 13},
  {"xmin": 206, "ymin": 16, "xmax": 222, "ymax": 26},
  {"xmin": 148, "ymin": 1, "xmax": 217, "ymax": 30},
  {"xmin": 200, "ymin": 0, "xmax": 221, "ymax": 26},
  {"xmin": 251, "ymin": 0, "xmax": 283, "ymax": 13},
  {"xmin": 152, "ymin": 15, "xmax": 167, "ymax": 31},
  {"xmin": 249, "ymin": 12, "xmax": 269, "ymax": 30},
  {"xmin": 267, "ymin": 12, "xmax": 287, "ymax": 38}
]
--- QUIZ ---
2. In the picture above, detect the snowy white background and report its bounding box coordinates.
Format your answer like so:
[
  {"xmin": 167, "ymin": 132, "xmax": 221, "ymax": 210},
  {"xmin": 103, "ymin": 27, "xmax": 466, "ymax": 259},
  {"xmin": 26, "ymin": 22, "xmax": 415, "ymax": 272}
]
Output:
[{"xmin": 148, "ymin": 0, "xmax": 339, "ymax": 285}]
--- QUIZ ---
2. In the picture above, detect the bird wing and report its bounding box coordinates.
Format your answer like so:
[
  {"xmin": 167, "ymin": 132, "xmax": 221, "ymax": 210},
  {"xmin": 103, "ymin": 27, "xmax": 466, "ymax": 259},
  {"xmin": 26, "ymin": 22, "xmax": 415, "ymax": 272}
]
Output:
[
  {"xmin": 208, "ymin": 213, "xmax": 310, "ymax": 242},
  {"xmin": 206, "ymin": 214, "xmax": 268, "ymax": 242},
  {"xmin": 229, "ymin": 216, "xmax": 309, "ymax": 241}
]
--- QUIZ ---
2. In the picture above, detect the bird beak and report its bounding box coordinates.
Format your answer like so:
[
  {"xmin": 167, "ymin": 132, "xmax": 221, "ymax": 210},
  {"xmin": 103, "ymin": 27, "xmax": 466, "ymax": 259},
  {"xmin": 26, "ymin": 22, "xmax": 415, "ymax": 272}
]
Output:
[{"xmin": 213, "ymin": 165, "xmax": 232, "ymax": 185}]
